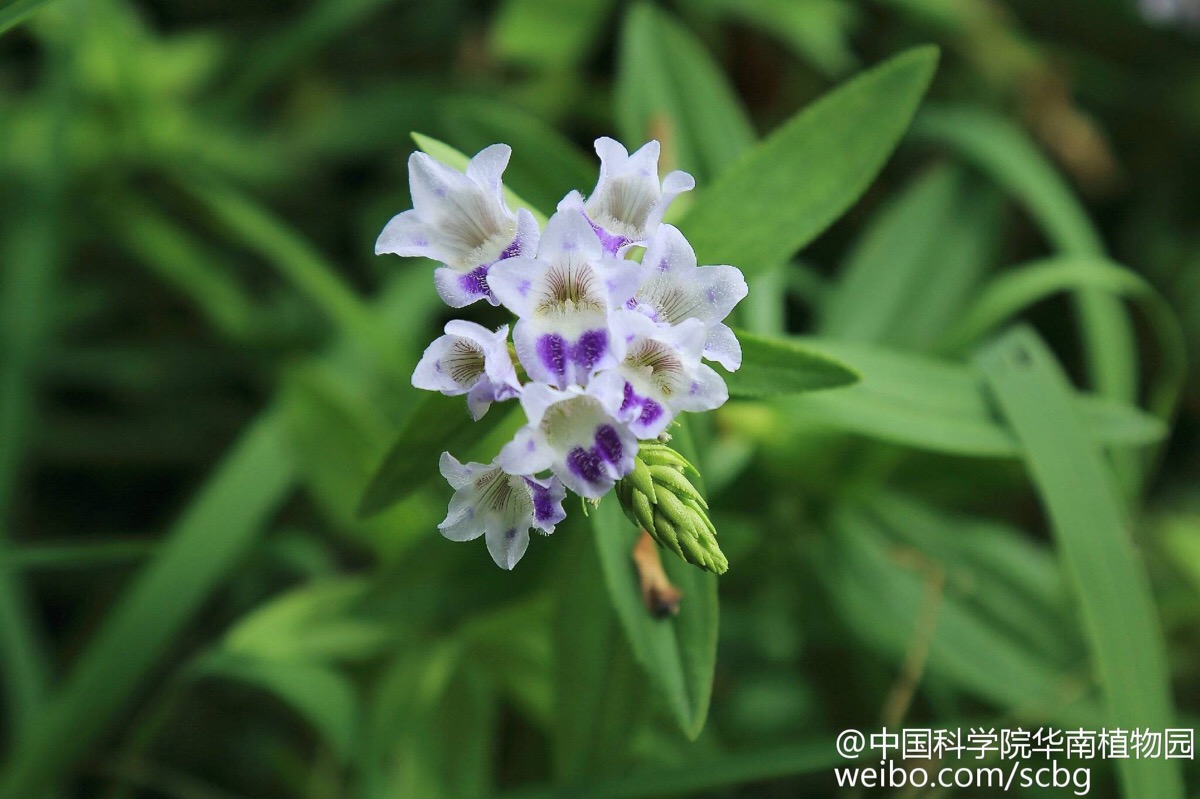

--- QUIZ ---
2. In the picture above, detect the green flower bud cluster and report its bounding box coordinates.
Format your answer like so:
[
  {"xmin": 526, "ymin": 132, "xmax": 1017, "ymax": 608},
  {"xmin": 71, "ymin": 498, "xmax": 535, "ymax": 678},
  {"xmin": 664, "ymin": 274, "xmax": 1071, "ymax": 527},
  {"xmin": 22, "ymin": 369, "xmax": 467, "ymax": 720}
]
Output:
[{"xmin": 615, "ymin": 442, "xmax": 728, "ymax": 574}]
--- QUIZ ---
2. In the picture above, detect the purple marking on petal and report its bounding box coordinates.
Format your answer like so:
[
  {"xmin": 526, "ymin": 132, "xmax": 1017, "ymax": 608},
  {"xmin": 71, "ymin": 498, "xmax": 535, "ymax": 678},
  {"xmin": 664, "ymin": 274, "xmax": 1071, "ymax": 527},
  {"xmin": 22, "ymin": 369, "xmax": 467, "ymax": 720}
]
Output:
[
  {"xmin": 517, "ymin": 279, "xmax": 531, "ymax": 296},
  {"xmin": 625, "ymin": 297, "xmax": 639, "ymax": 310},
  {"xmin": 620, "ymin": 381, "xmax": 636, "ymax": 413},
  {"xmin": 505, "ymin": 528, "xmax": 518, "ymax": 541},
  {"xmin": 585, "ymin": 215, "xmax": 630, "ymax": 254},
  {"xmin": 594, "ymin": 424, "xmax": 623, "ymax": 466},
  {"xmin": 572, "ymin": 330, "xmax": 608, "ymax": 372},
  {"xmin": 689, "ymin": 381, "xmax": 700, "ymax": 395},
  {"xmin": 434, "ymin": 362, "xmax": 443, "ymax": 373},
  {"xmin": 537, "ymin": 334, "xmax": 568, "ymax": 379},
  {"xmin": 526, "ymin": 479, "xmax": 556, "ymax": 523},
  {"xmin": 459, "ymin": 266, "xmax": 491, "ymax": 297},
  {"xmin": 567, "ymin": 446, "xmax": 603, "ymax": 484},
  {"xmin": 706, "ymin": 286, "xmax": 718, "ymax": 303},
  {"xmin": 657, "ymin": 259, "xmax": 669, "ymax": 272},
  {"xmin": 638, "ymin": 399, "xmax": 663, "ymax": 427},
  {"xmin": 413, "ymin": 237, "xmax": 428, "ymax": 247},
  {"xmin": 499, "ymin": 237, "xmax": 522, "ymax": 260}
]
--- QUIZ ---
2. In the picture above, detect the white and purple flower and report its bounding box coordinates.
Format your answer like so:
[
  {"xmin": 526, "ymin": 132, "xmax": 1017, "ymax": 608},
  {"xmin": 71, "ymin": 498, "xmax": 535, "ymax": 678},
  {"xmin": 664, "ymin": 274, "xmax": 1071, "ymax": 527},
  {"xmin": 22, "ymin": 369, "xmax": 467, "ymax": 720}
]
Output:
[
  {"xmin": 489, "ymin": 210, "xmax": 642, "ymax": 390},
  {"xmin": 411, "ymin": 320, "xmax": 521, "ymax": 420},
  {"xmin": 378, "ymin": 138, "xmax": 747, "ymax": 569},
  {"xmin": 628, "ymin": 224, "xmax": 748, "ymax": 371},
  {"xmin": 437, "ymin": 453, "xmax": 567, "ymax": 570},
  {"xmin": 375, "ymin": 144, "xmax": 538, "ymax": 307},
  {"xmin": 609, "ymin": 312, "xmax": 729, "ymax": 438},
  {"xmin": 497, "ymin": 374, "xmax": 637, "ymax": 499},
  {"xmin": 559, "ymin": 138, "xmax": 694, "ymax": 255}
]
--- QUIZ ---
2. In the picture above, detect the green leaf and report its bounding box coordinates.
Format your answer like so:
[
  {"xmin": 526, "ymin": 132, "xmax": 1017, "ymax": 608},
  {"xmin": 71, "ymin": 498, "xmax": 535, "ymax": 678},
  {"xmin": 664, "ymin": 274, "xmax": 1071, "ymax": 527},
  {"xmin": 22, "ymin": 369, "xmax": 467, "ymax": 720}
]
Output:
[
  {"xmin": 616, "ymin": 3, "xmax": 756, "ymax": 182},
  {"xmin": 0, "ymin": 0, "xmax": 55, "ymax": 35},
  {"xmin": 502, "ymin": 739, "xmax": 840, "ymax": 799},
  {"xmin": 0, "ymin": 411, "xmax": 296, "ymax": 799},
  {"xmin": 358, "ymin": 393, "xmax": 522, "ymax": 518},
  {"xmin": 822, "ymin": 164, "xmax": 1000, "ymax": 349},
  {"xmin": 683, "ymin": 0, "xmax": 860, "ymax": 77},
  {"xmin": 864, "ymin": 491, "xmax": 1084, "ymax": 671},
  {"xmin": 183, "ymin": 175, "xmax": 390, "ymax": 360},
  {"xmin": 554, "ymin": 525, "xmax": 652, "ymax": 779},
  {"xmin": 221, "ymin": 0, "xmax": 396, "ymax": 109},
  {"xmin": 678, "ymin": 46, "xmax": 939, "ymax": 276},
  {"xmin": 365, "ymin": 644, "xmax": 496, "ymax": 799},
  {"xmin": 821, "ymin": 501, "xmax": 1102, "ymax": 724},
  {"xmin": 190, "ymin": 650, "xmax": 360, "ymax": 764},
  {"xmin": 723, "ymin": 329, "xmax": 860, "ymax": 398},
  {"xmin": 491, "ymin": 0, "xmax": 615, "ymax": 69},
  {"xmin": 977, "ymin": 328, "xmax": 1184, "ymax": 799},
  {"xmin": 281, "ymin": 363, "xmax": 441, "ymax": 557},
  {"xmin": 912, "ymin": 106, "xmax": 1137, "ymax": 403},
  {"xmin": 772, "ymin": 338, "xmax": 1166, "ymax": 456},
  {"xmin": 223, "ymin": 577, "xmax": 395, "ymax": 664},
  {"xmin": 111, "ymin": 203, "xmax": 259, "ymax": 342},
  {"xmin": 946, "ymin": 256, "xmax": 1186, "ymax": 419},
  {"xmin": 588, "ymin": 465, "xmax": 718, "ymax": 739},
  {"xmin": 412, "ymin": 132, "xmax": 548, "ymax": 225}
]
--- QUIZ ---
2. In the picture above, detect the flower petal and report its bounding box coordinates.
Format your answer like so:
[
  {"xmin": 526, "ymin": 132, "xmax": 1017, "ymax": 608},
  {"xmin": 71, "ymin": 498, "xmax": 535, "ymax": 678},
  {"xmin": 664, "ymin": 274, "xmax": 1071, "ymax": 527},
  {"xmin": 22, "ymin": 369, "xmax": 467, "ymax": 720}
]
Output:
[
  {"xmin": 497, "ymin": 424, "xmax": 555, "ymax": 476},
  {"xmin": 487, "ymin": 257, "xmax": 544, "ymax": 319},
  {"xmin": 485, "ymin": 524, "xmax": 530, "ymax": 570},
  {"xmin": 703, "ymin": 323, "xmax": 743, "ymax": 371},
  {"xmin": 674, "ymin": 363, "xmax": 729, "ymax": 413},
  {"xmin": 438, "ymin": 451, "xmax": 476, "ymax": 490},
  {"xmin": 694, "ymin": 264, "xmax": 749, "ymax": 323},
  {"xmin": 465, "ymin": 143, "xmax": 512, "ymax": 197},
  {"xmin": 434, "ymin": 264, "xmax": 498, "ymax": 308}
]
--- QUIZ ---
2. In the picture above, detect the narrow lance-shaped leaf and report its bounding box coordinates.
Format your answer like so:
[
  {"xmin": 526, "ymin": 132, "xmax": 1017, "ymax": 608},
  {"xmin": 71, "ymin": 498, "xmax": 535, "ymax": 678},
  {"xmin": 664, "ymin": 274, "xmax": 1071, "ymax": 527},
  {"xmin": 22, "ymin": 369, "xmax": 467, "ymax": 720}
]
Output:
[
  {"xmin": 357, "ymin": 393, "xmax": 521, "ymax": 519},
  {"xmin": 678, "ymin": 46, "xmax": 939, "ymax": 277},
  {"xmin": 722, "ymin": 329, "xmax": 860, "ymax": 398},
  {"xmin": 912, "ymin": 106, "xmax": 1137, "ymax": 406},
  {"xmin": 588, "ymin": 419, "xmax": 718, "ymax": 739},
  {"xmin": 616, "ymin": 2, "xmax": 755, "ymax": 182},
  {"xmin": 977, "ymin": 327, "xmax": 1183, "ymax": 799},
  {"xmin": 0, "ymin": 411, "xmax": 296, "ymax": 799},
  {"xmin": 768, "ymin": 337, "xmax": 1166, "ymax": 457}
]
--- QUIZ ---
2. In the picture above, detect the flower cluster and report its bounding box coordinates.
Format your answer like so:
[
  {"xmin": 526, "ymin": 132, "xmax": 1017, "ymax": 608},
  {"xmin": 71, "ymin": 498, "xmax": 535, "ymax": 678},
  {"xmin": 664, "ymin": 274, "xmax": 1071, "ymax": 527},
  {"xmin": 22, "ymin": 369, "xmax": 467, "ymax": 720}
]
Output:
[{"xmin": 377, "ymin": 138, "xmax": 747, "ymax": 569}]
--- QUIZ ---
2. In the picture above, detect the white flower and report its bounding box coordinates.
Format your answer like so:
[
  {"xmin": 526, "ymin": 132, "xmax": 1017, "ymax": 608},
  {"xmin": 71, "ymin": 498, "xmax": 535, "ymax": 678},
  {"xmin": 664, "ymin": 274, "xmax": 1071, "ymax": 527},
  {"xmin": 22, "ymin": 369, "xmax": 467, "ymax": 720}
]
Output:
[
  {"xmin": 411, "ymin": 321, "xmax": 521, "ymax": 419},
  {"xmin": 438, "ymin": 453, "xmax": 567, "ymax": 570},
  {"xmin": 375, "ymin": 144, "xmax": 538, "ymax": 307},
  {"xmin": 560, "ymin": 138, "xmax": 694, "ymax": 255},
  {"xmin": 496, "ymin": 374, "xmax": 637, "ymax": 499},
  {"xmin": 489, "ymin": 209, "xmax": 642, "ymax": 390},
  {"xmin": 609, "ymin": 311, "xmax": 729, "ymax": 438},
  {"xmin": 628, "ymin": 224, "xmax": 748, "ymax": 370}
]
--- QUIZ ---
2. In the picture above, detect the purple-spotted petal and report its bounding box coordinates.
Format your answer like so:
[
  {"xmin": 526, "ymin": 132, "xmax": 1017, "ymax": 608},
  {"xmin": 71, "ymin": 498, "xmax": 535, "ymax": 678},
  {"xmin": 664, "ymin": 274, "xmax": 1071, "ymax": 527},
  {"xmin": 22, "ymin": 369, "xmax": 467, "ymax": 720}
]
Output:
[
  {"xmin": 580, "ymin": 138, "xmax": 694, "ymax": 248},
  {"xmin": 497, "ymin": 425, "xmax": 555, "ymax": 476},
  {"xmin": 674, "ymin": 363, "xmax": 729, "ymax": 413},
  {"xmin": 693, "ymin": 265, "xmax": 749, "ymax": 322},
  {"xmin": 487, "ymin": 256, "xmax": 544, "ymax": 319},
  {"xmin": 703, "ymin": 323, "xmax": 743, "ymax": 371},
  {"xmin": 377, "ymin": 146, "xmax": 522, "ymax": 275},
  {"xmin": 526, "ymin": 475, "xmax": 567, "ymax": 532},
  {"xmin": 433, "ymin": 264, "xmax": 498, "ymax": 307},
  {"xmin": 412, "ymin": 321, "xmax": 519, "ymax": 416},
  {"xmin": 436, "ymin": 452, "xmax": 562, "ymax": 569},
  {"xmin": 484, "ymin": 525, "xmax": 529, "ymax": 571},
  {"xmin": 501, "ymin": 380, "xmax": 637, "ymax": 499}
]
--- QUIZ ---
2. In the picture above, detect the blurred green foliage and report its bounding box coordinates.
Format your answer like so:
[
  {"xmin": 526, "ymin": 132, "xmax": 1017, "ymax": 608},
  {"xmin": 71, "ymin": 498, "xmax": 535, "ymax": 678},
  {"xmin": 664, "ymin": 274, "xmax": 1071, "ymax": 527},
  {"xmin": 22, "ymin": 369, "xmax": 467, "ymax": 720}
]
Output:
[{"xmin": 1, "ymin": 0, "xmax": 1198, "ymax": 797}]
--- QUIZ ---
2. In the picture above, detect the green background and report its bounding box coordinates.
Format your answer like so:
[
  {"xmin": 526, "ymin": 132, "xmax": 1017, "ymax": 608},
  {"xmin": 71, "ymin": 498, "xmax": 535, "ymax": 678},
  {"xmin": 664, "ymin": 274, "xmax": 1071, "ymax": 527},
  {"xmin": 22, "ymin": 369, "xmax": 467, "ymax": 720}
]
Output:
[{"xmin": 1, "ymin": 0, "xmax": 1198, "ymax": 797}]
